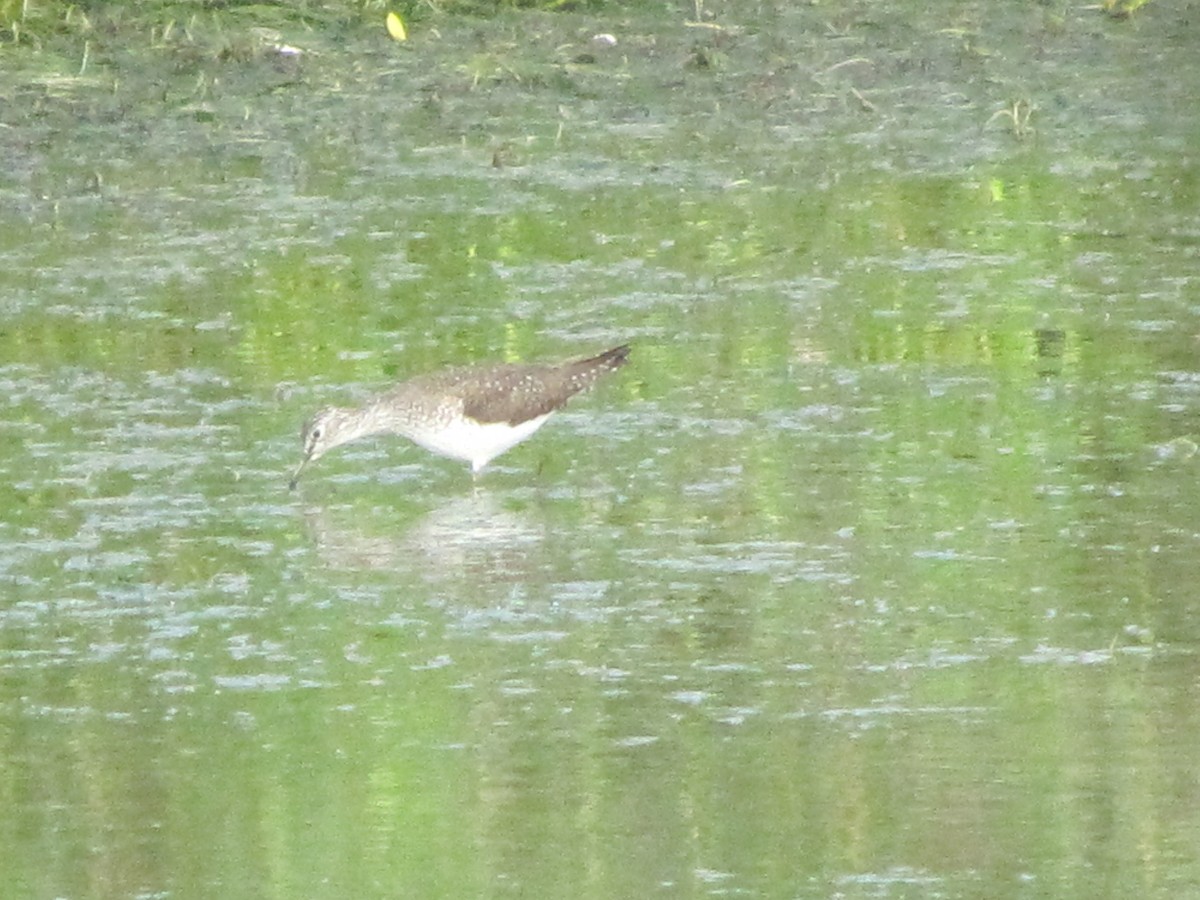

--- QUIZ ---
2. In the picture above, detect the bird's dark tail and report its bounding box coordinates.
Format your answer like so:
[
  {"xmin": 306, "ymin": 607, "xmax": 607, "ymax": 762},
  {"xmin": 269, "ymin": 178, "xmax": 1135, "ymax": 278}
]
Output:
[{"xmin": 578, "ymin": 344, "xmax": 631, "ymax": 372}]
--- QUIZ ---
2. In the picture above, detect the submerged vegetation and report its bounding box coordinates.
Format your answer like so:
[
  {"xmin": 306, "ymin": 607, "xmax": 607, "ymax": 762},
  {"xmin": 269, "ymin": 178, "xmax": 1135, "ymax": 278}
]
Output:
[
  {"xmin": 0, "ymin": 0, "xmax": 1157, "ymax": 60},
  {"xmin": 0, "ymin": 0, "xmax": 653, "ymax": 40},
  {"xmin": 0, "ymin": 0, "xmax": 678, "ymax": 73}
]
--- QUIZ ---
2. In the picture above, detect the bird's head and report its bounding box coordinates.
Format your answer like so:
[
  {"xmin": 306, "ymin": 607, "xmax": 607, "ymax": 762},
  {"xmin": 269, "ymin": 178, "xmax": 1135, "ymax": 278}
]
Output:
[{"xmin": 289, "ymin": 406, "xmax": 360, "ymax": 489}]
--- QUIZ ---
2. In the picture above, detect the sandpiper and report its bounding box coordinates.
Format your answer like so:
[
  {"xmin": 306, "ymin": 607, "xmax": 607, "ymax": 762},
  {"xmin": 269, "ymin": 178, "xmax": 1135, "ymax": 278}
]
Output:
[{"xmin": 289, "ymin": 344, "xmax": 630, "ymax": 487}]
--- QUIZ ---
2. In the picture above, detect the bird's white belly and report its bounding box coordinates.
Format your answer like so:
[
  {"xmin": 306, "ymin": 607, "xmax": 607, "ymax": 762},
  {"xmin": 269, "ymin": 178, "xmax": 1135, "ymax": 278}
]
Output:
[{"xmin": 407, "ymin": 413, "xmax": 553, "ymax": 472}]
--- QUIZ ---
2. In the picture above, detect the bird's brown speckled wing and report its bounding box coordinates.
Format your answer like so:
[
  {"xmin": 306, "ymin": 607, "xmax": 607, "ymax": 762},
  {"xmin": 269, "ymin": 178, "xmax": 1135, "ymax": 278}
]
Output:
[{"xmin": 459, "ymin": 345, "xmax": 629, "ymax": 425}]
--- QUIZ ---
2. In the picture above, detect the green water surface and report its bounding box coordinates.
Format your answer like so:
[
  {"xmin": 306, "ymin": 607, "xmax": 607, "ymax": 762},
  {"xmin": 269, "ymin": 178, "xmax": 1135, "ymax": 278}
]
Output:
[{"xmin": 1, "ymin": 2, "xmax": 1199, "ymax": 897}]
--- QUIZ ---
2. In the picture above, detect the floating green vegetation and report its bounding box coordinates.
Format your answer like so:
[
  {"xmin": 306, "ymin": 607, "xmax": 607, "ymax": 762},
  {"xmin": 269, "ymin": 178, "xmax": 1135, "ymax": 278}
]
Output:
[
  {"xmin": 986, "ymin": 98, "xmax": 1035, "ymax": 141},
  {"xmin": 1099, "ymin": 0, "xmax": 1151, "ymax": 18}
]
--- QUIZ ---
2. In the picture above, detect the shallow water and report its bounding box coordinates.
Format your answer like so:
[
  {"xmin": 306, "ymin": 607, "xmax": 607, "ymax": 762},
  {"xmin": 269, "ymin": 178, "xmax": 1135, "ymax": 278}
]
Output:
[{"xmin": 2, "ymin": 2, "xmax": 1200, "ymax": 897}]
